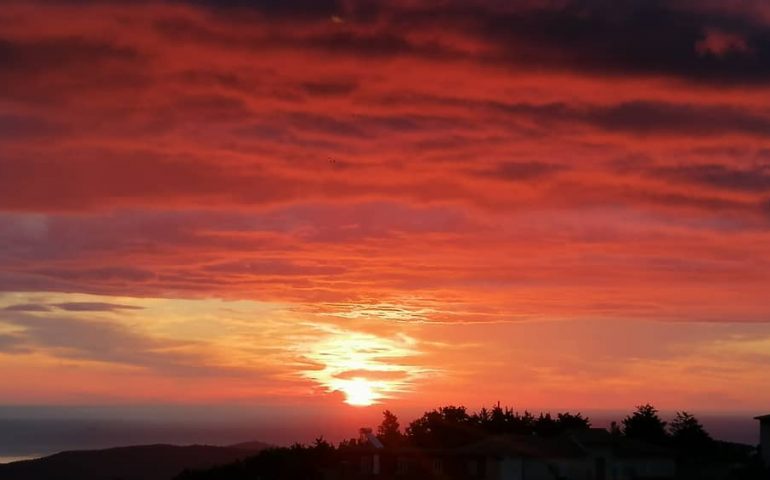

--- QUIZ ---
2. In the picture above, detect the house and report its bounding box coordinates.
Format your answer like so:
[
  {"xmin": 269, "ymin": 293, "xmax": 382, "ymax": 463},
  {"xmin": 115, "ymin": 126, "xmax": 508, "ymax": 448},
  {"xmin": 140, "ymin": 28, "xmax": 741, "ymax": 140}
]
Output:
[
  {"xmin": 342, "ymin": 427, "xmax": 675, "ymax": 480},
  {"xmin": 756, "ymin": 414, "xmax": 770, "ymax": 467},
  {"xmin": 356, "ymin": 428, "xmax": 384, "ymax": 475},
  {"xmin": 570, "ymin": 428, "xmax": 676, "ymax": 480},
  {"xmin": 453, "ymin": 433, "xmax": 592, "ymax": 480}
]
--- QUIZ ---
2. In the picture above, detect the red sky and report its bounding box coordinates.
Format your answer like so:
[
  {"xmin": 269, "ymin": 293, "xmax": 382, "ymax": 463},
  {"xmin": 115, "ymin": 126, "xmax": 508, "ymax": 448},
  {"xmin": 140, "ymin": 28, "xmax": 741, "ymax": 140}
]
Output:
[{"xmin": 1, "ymin": 0, "xmax": 770, "ymax": 414}]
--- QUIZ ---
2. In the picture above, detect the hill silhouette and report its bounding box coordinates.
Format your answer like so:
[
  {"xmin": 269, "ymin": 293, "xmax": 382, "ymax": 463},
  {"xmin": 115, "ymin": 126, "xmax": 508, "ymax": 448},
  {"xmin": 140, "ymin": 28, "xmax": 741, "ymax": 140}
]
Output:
[{"xmin": 0, "ymin": 442, "xmax": 270, "ymax": 480}]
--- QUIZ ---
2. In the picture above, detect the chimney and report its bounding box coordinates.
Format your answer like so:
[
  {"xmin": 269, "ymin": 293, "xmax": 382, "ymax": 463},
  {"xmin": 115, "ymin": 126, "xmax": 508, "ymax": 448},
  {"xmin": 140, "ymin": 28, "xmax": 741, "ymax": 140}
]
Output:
[
  {"xmin": 359, "ymin": 427, "xmax": 384, "ymax": 449},
  {"xmin": 359, "ymin": 427, "xmax": 373, "ymax": 443}
]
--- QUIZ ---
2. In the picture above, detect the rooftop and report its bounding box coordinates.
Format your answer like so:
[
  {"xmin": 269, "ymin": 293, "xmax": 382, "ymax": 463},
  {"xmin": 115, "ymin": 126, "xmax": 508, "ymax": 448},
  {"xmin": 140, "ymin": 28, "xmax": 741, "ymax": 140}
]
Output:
[{"xmin": 455, "ymin": 434, "xmax": 586, "ymax": 459}]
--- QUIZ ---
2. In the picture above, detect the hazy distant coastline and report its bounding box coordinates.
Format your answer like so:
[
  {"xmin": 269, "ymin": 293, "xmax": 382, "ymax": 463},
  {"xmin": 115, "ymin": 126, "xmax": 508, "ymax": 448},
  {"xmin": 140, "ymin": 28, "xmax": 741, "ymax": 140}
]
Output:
[{"xmin": 0, "ymin": 455, "xmax": 41, "ymax": 464}]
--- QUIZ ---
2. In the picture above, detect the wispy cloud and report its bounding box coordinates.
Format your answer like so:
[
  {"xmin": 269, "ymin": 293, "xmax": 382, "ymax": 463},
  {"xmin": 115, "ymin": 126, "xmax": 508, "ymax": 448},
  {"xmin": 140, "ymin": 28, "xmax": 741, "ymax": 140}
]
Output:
[
  {"xmin": 1, "ymin": 0, "xmax": 770, "ymax": 408},
  {"xmin": 292, "ymin": 323, "xmax": 433, "ymax": 405}
]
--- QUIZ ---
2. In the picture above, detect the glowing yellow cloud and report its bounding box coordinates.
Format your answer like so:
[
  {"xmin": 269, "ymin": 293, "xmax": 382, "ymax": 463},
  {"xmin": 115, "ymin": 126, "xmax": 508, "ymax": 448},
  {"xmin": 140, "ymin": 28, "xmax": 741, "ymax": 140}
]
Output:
[
  {"xmin": 295, "ymin": 324, "xmax": 430, "ymax": 406},
  {"xmin": 340, "ymin": 377, "xmax": 376, "ymax": 406}
]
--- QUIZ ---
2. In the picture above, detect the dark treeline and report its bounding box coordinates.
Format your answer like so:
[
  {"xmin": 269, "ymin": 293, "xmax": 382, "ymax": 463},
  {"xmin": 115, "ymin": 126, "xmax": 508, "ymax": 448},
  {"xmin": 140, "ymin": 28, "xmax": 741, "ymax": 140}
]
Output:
[
  {"xmin": 362, "ymin": 404, "xmax": 591, "ymax": 448},
  {"xmin": 176, "ymin": 404, "xmax": 766, "ymax": 480},
  {"xmin": 364, "ymin": 403, "xmax": 712, "ymax": 450}
]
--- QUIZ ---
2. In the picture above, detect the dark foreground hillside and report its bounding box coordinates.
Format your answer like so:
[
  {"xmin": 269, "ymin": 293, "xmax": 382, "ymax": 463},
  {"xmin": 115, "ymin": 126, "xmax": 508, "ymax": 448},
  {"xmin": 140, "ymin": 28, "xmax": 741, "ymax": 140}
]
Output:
[
  {"xmin": 176, "ymin": 406, "xmax": 769, "ymax": 480},
  {"xmin": 0, "ymin": 442, "xmax": 269, "ymax": 480}
]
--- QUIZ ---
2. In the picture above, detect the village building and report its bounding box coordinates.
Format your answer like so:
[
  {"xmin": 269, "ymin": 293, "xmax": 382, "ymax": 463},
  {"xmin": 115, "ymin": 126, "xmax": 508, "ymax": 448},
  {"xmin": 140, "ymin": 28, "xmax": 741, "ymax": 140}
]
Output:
[
  {"xmin": 340, "ymin": 427, "xmax": 676, "ymax": 480},
  {"xmin": 756, "ymin": 414, "xmax": 770, "ymax": 467}
]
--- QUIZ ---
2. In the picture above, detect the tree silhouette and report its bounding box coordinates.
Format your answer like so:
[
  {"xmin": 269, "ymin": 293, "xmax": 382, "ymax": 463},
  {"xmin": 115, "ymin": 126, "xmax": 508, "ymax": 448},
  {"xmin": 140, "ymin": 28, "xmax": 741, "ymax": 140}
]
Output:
[
  {"xmin": 377, "ymin": 410, "xmax": 403, "ymax": 447},
  {"xmin": 669, "ymin": 411, "xmax": 713, "ymax": 455},
  {"xmin": 622, "ymin": 404, "xmax": 669, "ymax": 445},
  {"xmin": 468, "ymin": 405, "xmax": 590, "ymax": 437},
  {"xmin": 474, "ymin": 406, "xmax": 491, "ymax": 425},
  {"xmin": 472, "ymin": 404, "xmax": 539, "ymax": 435},
  {"xmin": 556, "ymin": 412, "xmax": 591, "ymax": 431},
  {"xmin": 402, "ymin": 404, "xmax": 592, "ymax": 446},
  {"xmin": 406, "ymin": 406, "xmax": 477, "ymax": 448},
  {"xmin": 176, "ymin": 441, "xmax": 337, "ymax": 480},
  {"xmin": 534, "ymin": 413, "xmax": 559, "ymax": 436}
]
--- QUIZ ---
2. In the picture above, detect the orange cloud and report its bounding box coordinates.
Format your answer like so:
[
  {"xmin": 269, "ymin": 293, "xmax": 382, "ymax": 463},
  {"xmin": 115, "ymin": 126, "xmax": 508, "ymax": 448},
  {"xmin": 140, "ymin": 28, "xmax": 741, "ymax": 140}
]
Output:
[{"xmin": 1, "ymin": 1, "xmax": 770, "ymax": 411}]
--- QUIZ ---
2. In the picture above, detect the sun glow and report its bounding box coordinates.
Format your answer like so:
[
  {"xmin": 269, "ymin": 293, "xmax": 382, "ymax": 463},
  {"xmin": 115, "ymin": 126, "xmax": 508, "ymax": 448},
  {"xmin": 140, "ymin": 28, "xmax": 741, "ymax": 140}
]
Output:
[
  {"xmin": 296, "ymin": 324, "xmax": 430, "ymax": 407},
  {"xmin": 341, "ymin": 377, "xmax": 377, "ymax": 406}
]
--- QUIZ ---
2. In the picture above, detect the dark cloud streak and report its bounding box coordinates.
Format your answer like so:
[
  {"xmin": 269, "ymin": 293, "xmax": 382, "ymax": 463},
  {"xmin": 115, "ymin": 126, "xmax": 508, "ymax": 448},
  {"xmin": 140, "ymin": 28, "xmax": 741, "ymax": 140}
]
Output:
[
  {"xmin": 52, "ymin": 302, "xmax": 144, "ymax": 312},
  {"xmin": 0, "ymin": 312, "xmax": 240, "ymax": 376}
]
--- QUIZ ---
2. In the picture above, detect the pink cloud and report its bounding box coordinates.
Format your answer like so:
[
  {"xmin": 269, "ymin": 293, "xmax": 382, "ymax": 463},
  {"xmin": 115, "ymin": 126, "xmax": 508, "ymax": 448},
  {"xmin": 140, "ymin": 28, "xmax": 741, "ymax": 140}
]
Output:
[{"xmin": 696, "ymin": 28, "xmax": 751, "ymax": 57}]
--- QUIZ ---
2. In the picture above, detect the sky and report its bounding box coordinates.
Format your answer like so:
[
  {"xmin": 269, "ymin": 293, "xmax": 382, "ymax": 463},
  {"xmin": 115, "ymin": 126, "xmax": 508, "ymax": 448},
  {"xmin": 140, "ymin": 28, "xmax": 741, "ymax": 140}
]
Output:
[{"xmin": 2, "ymin": 0, "xmax": 770, "ymax": 422}]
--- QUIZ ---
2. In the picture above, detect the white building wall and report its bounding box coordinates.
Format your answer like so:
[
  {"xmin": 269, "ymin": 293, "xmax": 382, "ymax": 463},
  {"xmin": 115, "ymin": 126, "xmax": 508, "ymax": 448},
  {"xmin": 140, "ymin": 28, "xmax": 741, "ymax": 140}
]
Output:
[
  {"xmin": 498, "ymin": 457, "xmax": 523, "ymax": 480},
  {"xmin": 521, "ymin": 459, "xmax": 554, "ymax": 480},
  {"xmin": 613, "ymin": 458, "xmax": 675, "ymax": 479},
  {"xmin": 550, "ymin": 458, "xmax": 593, "ymax": 480},
  {"xmin": 520, "ymin": 458, "xmax": 593, "ymax": 480},
  {"xmin": 584, "ymin": 447, "xmax": 612, "ymax": 480},
  {"xmin": 488, "ymin": 453, "xmax": 674, "ymax": 480}
]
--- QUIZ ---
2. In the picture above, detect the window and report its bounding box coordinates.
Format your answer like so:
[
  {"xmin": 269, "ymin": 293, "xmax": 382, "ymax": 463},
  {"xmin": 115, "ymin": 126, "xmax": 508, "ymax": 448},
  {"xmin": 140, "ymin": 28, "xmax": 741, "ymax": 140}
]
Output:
[
  {"xmin": 397, "ymin": 457, "xmax": 409, "ymax": 474},
  {"xmin": 467, "ymin": 459, "xmax": 478, "ymax": 476},
  {"xmin": 373, "ymin": 454, "xmax": 380, "ymax": 475},
  {"xmin": 360, "ymin": 455, "xmax": 372, "ymax": 474},
  {"xmin": 594, "ymin": 457, "xmax": 606, "ymax": 480}
]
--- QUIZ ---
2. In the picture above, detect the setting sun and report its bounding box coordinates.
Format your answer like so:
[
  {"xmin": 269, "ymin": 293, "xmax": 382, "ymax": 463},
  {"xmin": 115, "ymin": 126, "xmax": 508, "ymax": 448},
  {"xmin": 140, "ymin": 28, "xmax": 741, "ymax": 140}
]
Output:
[
  {"xmin": 340, "ymin": 378, "xmax": 376, "ymax": 406},
  {"xmin": 296, "ymin": 324, "xmax": 429, "ymax": 407}
]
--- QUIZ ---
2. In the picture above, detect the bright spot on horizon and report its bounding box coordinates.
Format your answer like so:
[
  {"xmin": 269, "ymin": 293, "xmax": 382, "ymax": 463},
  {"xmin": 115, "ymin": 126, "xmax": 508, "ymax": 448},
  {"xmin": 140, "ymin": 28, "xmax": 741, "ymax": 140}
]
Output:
[
  {"xmin": 296, "ymin": 324, "xmax": 431, "ymax": 406},
  {"xmin": 341, "ymin": 377, "xmax": 376, "ymax": 406}
]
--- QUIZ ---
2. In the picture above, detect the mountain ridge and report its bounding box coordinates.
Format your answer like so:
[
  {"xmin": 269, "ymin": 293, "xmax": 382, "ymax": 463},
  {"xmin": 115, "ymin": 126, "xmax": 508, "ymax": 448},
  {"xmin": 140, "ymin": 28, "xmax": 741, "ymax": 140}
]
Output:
[{"xmin": 0, "ymin": 441, "xmax": 271, "ymax": 480}]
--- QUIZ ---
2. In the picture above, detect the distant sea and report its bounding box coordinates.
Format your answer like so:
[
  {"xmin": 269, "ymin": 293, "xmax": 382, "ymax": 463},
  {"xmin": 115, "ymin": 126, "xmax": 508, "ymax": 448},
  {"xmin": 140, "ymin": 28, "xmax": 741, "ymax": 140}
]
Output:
[
  {"xmin": 589, "ymin": 412, "xmax": 759, "ymax": 445},
  {"xmin": 0, "ymin": 455, "xmax": 41, "ymax": 464},
  {"xmin": 0, "ymin": 406, "xmax": 761, "ymax": 461}
]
